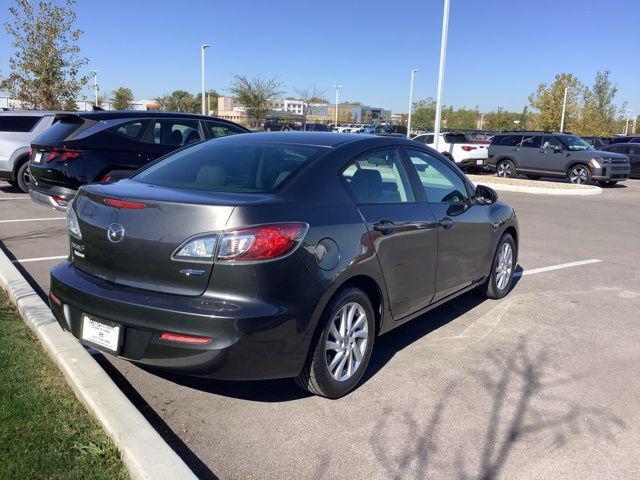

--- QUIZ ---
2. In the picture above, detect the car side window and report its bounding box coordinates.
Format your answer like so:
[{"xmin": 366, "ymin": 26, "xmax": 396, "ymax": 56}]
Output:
[
  {"xmin": 492, "ymin": 135, "xmax": 522, "ymax": 147},
  {"xmin": 542, "ymin": 136, "xmax": 563, "ymax": 149},
  {"xmin": 628, "ymin": 146, "xmax": 637, "ymax": 155},
  {"xmin": 112, "ymin": 121, "xmax": 144, "ymax": 139},
  {"xmin": 342, "ymin": 149, "xmax": 415, "ymax": 204},
  {"xmin": 520, "ymin": 135, "xmax": 542, "ymax": 148},
  {"xmin": 144, "ymin": 119, "xmax": 204, "ymax": 147},
  {"xmin": 206, "ymin": 121, "xmax": 245, "ymax": 138},
  {"xmin": 406, "ymin": 149, "xmax": 469, "ymax": 204}
]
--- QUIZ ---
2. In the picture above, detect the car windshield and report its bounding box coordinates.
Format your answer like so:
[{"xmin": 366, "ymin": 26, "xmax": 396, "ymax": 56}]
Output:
[
  {"xmin": 561, "ymin": 135, "xmax": 594, "ymax": 151},
  {"xmin": 132, "ymin": 140, "xmax": 327, "ymax": 193}
]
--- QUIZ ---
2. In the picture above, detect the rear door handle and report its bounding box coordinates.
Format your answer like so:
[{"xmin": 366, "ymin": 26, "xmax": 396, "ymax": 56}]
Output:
[
  {"xmin": 373, "ymin": 220, "xmax": 395, "ymax": 234},
  {"xmin": 439, "ymin": 217, "xmax": 454, "ymax": 230},
  {"xmin": 512, "ymin": 148, "xmax": 520, "ymax": 151}
]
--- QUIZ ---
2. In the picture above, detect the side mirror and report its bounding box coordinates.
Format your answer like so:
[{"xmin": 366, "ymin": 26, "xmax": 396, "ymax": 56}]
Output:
[{"xmin": 474, "ymin": 184, "xmax": 498, "ymax": 205}]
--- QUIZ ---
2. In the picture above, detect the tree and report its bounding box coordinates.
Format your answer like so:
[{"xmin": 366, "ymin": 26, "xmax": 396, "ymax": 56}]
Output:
[
  {"xmin": 112, "ymin": 87, "xmax": 134, "ymax": 110},
  {"xmin": 1, "ymin": 0, "xmax": 88, "ymax": 109},
  {"xmin": 528, "ymin": 73, "xmax": 583, "ymax": 132},
  {"xmin": 484, "ymin": 108, "xmax": 520, "ymax": 131},
  {"xmin": 308, "ymin": 96, "xmax": 329, "ymax": 104},
  {"xmin": 443, "ymin": 106, "xmax": 479, "ymax": 130},
  {"xmin": 155, "ymin": 90, "xmax": 199, "ymax": 113},
  {"xmin": 194, "ymin": 90, "xmax": 220, "ymax": 115},
  {"xmin": 411, "ymin": 98, "xmax": 437, "ymax": 130},
  {"xmin": 63, "ymin": 97, "xmax": 78, "ymax": 111},
  {"xmin": 578, "ymin": 71, "xmax": 618, "ymax": 136},
  {"xmin": 229, "ymin": 75, "xmax": 283, "ymax": 124},
  {"xmin": 294, "ymin": 85, "xmax": 325, "ymax": 130}
]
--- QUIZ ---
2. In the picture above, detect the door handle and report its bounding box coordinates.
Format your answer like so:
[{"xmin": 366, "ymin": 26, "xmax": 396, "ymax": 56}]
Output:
[
  {"xmin": 512, "ymin": 148, "xmax": 520, "ymax": 151},
  {"xmin": 439, "ymin": 217, "xmax": 454, "ymax": 230},
  {"xmin": 373, "ymin": 220, "xmax": 395, "ymax": 234}
]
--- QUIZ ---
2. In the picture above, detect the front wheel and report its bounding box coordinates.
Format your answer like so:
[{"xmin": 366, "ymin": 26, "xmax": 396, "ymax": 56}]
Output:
[
  {"xmin": 296, "ymin": 288, "xmax": 375, "ymax": 398},
  {"xmin": 568, "ymin": 165, "xmax": 591, "ymax": 185},
  {"xmin": 481, "ymin": 233, "xmax": 516, "ymax": 300},
  {"xmin": 496, "ymin": 159, "xmax": 516, "ymax": 178}
]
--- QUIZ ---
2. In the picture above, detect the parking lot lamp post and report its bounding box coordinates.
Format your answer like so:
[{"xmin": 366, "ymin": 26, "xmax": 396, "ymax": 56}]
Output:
[
  {"xmin": 559, "ymin": 87, "xmax": 569, "ymax": 132},
  {"xmin": 407, "ymin": 68, "xmax": 421, "ymax": 138},
  {"xmin": 90, "ymin": 70, "xmax": 99, "ymax": 107},
  {"xmin": 201, "ymin": 44, "xmax": 210, "ymax": 115},
  {"xmin": 624, "ymin": 110, "xmax": 632, "ymax": 135},
  {"xmin": 433, "ymin": 0, "xmax": 450, "ymax": 151},
  {"xmin": 334, "ymin": 84, "xmax": 342, "ymax": 126}
]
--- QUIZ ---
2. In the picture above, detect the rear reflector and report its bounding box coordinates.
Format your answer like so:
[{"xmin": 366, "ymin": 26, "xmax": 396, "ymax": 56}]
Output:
[
  {"xmin": 159, "ymin": 332, "xmax": 212, "ymax": 345},
  {"xmin": 50, "ymin": 293, "xmax": 62, "ymax": 306},
  {"xmin": 52, "ymin": 195, "xmax": 69, "ymax": 207},
  {"xmin": 461, "ymin": 146, "xmax": 477, "ymax": 151},
  {"xmin": 103, "ymin": 198, "xmax": 147, "ymax": 209}
]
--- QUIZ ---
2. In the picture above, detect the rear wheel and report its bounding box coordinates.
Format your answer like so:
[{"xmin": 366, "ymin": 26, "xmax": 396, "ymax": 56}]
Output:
[
  {"xmin": 568, "ymin": 164, "xmax": 591, "ymax": 185},
  {"xmin": 598, "ymin": 180, "xmax": 618, "ymax": 187},
  {"xmin": 295, "ymin": 287, "xmax": 375, "ymax": 398},
  {"xmin": 16, "ymin": 160, "xmax": 30, "ymax": 193},
  {"xmin": 481, "ymin": 233, "xmax": 516, "ymax": 300},
  {"xmin": 496, "ymin": 159, "xmax": 516, "ymax": 178}
]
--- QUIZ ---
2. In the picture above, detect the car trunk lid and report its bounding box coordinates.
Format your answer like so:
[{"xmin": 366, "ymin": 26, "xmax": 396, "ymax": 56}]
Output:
[{"xmin": 71, "ymin": 180, "xmax": 241, "ymax": 296}]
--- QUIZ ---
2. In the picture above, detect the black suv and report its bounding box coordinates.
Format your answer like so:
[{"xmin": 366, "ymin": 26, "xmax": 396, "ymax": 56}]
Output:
[
  {"xmin": 29, "ymin": 111, "xmax": 249, "ymax": 210},
  {"xmin": 488, "ymin": 132, "xmax": 630, "ymax": 186}
]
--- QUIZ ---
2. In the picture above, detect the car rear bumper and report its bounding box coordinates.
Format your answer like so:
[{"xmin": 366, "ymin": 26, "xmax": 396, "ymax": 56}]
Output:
[
  {"xmin": 49, "ymin": 261, "xmax": 319, "ymax": 380},
  {"xmin": 28, "ymin": 183, "xmax": 76, "ymax": 211}
]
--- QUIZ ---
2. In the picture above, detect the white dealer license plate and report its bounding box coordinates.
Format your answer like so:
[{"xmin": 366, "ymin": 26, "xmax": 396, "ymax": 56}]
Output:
[
  {"xmin": 32, "ymin": 151, "xmax": 42, "ymax": 164},
  {"xmin": 476, "ymin": 160, "xmax": 484, "ymax": 165},
  {"xmin": 82, "ymin": 316, "xmax": 120, "ymax": 352}
]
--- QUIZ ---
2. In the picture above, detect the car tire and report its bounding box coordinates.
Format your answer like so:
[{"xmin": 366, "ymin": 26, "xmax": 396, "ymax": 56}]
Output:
[
  {"xmin": 295, "ymin": 287, "xmax": 375, "ymax": 399},
  {"xmin": 496, "ymin": 159, "xmax": 516, "ymax": 178},
  {"xmin": 481, "ymin": 233, "xmax": 516, "ymax": 300},
  {"xmin": 597, "ymin": 180, "xmax": 618, "ymax": 188},
  {"xmin": 16, "ymin": 160, "xmax": 30, "ymax": 193},
  {"xmin": 568, "ymin": 164, "xmax": 591, "ymax": 185},
  {"xmin": 526, "ymin": 175, "xmax": 541, "ymax": 180}
]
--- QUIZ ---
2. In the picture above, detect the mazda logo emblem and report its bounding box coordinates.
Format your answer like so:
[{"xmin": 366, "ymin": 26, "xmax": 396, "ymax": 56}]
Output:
[{"xmin": 107, "ymin": 223, "xmax": 125, "ymax": 243}]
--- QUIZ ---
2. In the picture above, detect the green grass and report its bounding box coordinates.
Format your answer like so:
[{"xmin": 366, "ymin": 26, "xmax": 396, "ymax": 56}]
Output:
[{"xmin": 0, "ymin": 290, "xmax": 127, "ymax": 480}]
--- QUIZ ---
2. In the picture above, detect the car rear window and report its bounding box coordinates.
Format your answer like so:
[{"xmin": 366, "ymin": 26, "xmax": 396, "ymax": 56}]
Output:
[
  {"xmin": 0, "ymin": 115, "xmax": 42, "ymax": 132},
  {"xmin": 132, "ymin": 140, "xmax": 327, "ymax": 193},
  {"xmin": 444, "ymin": 133, "xmax": 468, "ymax": 144},
  {"xmin": 32, "ymin": 117, "xmax": 91, "ymax": 144}
]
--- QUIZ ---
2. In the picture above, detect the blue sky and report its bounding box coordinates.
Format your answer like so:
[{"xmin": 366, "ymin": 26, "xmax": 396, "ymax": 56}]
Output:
[{"xmin": 1, "ymin": 0, "xmax": 638, "ymax": 115}]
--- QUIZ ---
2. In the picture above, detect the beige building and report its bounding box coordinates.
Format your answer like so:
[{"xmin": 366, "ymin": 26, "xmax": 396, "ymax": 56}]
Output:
[{"xmin": 217, "ymin": 96, "xmax": 249, "ymax": 125}]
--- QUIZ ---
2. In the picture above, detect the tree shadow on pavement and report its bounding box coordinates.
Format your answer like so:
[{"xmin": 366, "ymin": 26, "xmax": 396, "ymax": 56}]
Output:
[{"xmin": 366, "ymin": 339, "xmax": 626, "ymax": 480}]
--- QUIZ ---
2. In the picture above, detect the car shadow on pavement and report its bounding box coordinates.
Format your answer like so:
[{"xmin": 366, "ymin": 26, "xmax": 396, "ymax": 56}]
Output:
[
  {"xmin": 0, "ymin": 183, "xmax": 23, "ymax": 194},
  {"xmin": 0, "ymin": 240, "xmax": 48, "ymax": 301},
  {"xmin": 365, "ymin": 339, "xmax": 626, "ymax": 480}
]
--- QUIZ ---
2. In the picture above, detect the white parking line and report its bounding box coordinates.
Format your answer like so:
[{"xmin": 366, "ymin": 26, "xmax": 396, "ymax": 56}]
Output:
[
  {"xmin": 0, "ymin": 217, "xmax": 66, "ymax": 223},
  {"xmin": 12, "ymin": 255, "xmax": 67, "ymax": 264},
  {"xmin": 0, "ymin": 197, "xmax": 30, "ymax": 201},
  {"xmin": 516, "ymin": 259, "xmax": 602, "ymax": 277}
]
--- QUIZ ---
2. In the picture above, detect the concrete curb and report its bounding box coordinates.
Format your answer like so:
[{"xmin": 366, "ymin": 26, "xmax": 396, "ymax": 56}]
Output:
[
  {"xmin": 472, "ymin": 180, "xmax": 602, "ymax": 196},
  {"xmin": 0, "ymin": 252, "xmax": 197, "ymax": 480}
]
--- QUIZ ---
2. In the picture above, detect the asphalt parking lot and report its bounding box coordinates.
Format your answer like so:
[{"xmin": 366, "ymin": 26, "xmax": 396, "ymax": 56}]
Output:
[{"xmin": 2, "ymin": 179, "xmax": 640, "ymax": 479}]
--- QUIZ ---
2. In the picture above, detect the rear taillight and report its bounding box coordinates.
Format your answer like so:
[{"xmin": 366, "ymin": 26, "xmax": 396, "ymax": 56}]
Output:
[
  {"xmin": 103, "ymin": 198, "xmax": 147, "ymax": 209},
  {"xmin": 159, "ymin": 332, "xmax": 212, "ymax": 345},
  {"xmin": 171, "ymin": 223, "xmax": 308, "ymax": 264},
  {"xmin": 47, "ymin": 147, "xmax": 83, "ymax": 163},
  {"xmin": 461, "ymin": 146, "xmax": 476, "ymax": 151},
  {"xmin": 66, "ymin": 201, "xmax": 82, "ymax": 239}
]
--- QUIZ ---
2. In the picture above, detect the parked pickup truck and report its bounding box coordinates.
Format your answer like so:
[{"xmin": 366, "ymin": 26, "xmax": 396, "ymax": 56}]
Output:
[{"xmin": 412, "ymin": 132, "xmax": 489, "ymax": 170}]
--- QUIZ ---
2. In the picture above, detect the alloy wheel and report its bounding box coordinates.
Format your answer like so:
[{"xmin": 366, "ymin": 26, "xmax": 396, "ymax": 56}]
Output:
[
  {"xmin": 570, "ymin": 166, "xmax": 589, "ymax": 184},
  {"xmin": 325, "ymin": 302, "xmax": 368, "ymax": 382},
  {"xmin": 22, "ymin": 166, "xmax": 31, "ymax": 187},
  {"xmin": 497, "ymin": 162, "xmax": 512, "ymax": 177},
  {"xmin": 495, "ymin": 242, "xmax": 513, "ymax": 291}
]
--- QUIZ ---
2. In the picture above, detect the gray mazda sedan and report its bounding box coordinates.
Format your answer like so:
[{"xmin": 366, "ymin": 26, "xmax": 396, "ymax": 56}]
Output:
[{"xmin": 50, "ymin": 132, "xmax": 518, "ymax": 398}]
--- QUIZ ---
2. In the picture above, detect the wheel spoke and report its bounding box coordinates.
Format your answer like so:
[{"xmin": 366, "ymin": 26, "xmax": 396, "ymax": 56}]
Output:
[
  {"xmin": 347, "ymin": 350, "xmax": 353, "ymax": 376},
  {"xmin": 352, "ymin": 329, "xmax": 367, "ymax": 340},
  {"xmin": 329, "ymin": 322, "xmax": 343, "ymax": 342},
  {"xmin": 353, "ymin": 342, "xmax": 363, "ymax": 362},
  {"xmin": 333, "ymin": 351, "xmax": 348, "ymax": 379},
  {"xmin": 350, "ymin": 313, "xmax": 365, "ymax": 333},
  {"xmin": 346, "ymin": 304, "xmax": 357, "ymax": 332},
  {"xmin": 325, "ymin": 340, "xmax": 342, "ymax": 352},
  {"xmin": 339, "ymin": 307, "xmax": 348, "ymax": 337}
]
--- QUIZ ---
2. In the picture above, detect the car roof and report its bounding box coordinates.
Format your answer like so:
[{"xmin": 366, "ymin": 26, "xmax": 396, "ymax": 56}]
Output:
[
  {"xmin": 215, "ymin": 131, "xmax": 417, "ymax": 148},
  {"xmin": 57, "ymin": 110, "xmax": 242, "ymax": 124}
]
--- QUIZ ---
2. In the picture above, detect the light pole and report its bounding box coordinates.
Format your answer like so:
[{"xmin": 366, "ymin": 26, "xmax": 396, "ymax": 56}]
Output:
[
  {"xmin": 559, "ymin": 87, "xmax": 569, "ymax": 132},
  {"xmin": 624, "ymin": 109, "xmax": 632, "ymax": 135},
  {"xmin": 433, "ymin": 0, "xmax": 450, "ymax": 151},
  {"xmin": 90, "ymin": 70, "xmax": 99, "ymax": 107},
  {"xmin": 201, "ymin": 44, "xmax": 210, "ymax": 115},
  {"xmin": 406, "ymin": 68, "xmax": 421, "ymax": 138},
  {"xmin": 334, "ymin": 84, "xmax": 342, "ymax": 127},
  {"xmin": 479, "ymin": 113, "xmax": 485, "ymax": 130}
]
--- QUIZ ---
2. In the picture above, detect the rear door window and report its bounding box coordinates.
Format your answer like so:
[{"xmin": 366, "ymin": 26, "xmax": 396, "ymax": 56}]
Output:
[
  {"xmin": 520, "ymin": 135, "xmax": 542, "ymax": 148},
  {"xmin": 0, "ymin": 115, "xmax": 42, "ymax": 132},
  {"xmin": 113, "ymin": 121, "xmax": 144, "ymax": 139},
  {"xmin": 133, "ymin": 140, "xmax": 325, "ymax": 192},
  {"xmin": 147, "ymin": 119, "xmax": 204, "ymax": 146},
  {"xmin": 492, "ymin": 135, "xmax": 522, "ymax": 147},
  {"xmin": 341, "ymin": 149, "xmax": 415, "ymax": 204},
  {"xmin": 205, "ymin": 121, "xmax": 246, "ymax": 138}
]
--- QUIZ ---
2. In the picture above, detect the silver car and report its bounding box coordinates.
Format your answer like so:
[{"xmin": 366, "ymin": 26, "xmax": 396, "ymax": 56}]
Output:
[{"xmin": 0, "ymin": 110, "xmax": 63, "ymax": 192}]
